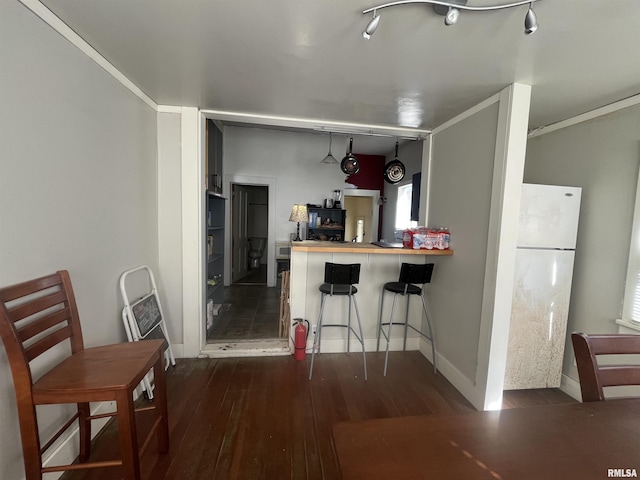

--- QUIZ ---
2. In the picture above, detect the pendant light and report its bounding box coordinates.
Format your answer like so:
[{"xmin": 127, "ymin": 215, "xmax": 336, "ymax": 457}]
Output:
[{"xmin": 320, "ymin": 133, "xmax": 338, "ymax": 165}]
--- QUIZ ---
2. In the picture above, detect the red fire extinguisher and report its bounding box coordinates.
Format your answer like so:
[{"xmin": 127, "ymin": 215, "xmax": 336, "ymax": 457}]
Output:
[{"xmin": 293, "ymin": 318, "xmax": 310, "ymax": 361}]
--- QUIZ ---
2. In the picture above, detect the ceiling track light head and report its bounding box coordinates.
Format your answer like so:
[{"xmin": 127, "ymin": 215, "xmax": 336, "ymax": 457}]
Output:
[
  {"xmin": 524, "ymin": 3, "xmax": 538, "ymax": 34},
  {"xmin": 444, "ymin": 7, "xmax": 460, "ymax": 26},
  {"xmin": 362, "ymin": 9, "xmax": 381, "ymax": 39}
]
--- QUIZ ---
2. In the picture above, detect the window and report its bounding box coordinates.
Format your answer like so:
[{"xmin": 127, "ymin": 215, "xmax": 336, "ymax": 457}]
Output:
[{"xmin": 395, "ymin": 184, "xmax": 417, "ymax": 230}]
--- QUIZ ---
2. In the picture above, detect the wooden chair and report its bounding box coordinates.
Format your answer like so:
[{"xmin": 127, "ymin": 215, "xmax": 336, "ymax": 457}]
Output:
[
  {"xmin": 0, "ymin": 270, "xmax": 169, "ymax": 480},
  {"xmin": 571, "ymin": 332, "xmax": 640, "ymax": 402}
]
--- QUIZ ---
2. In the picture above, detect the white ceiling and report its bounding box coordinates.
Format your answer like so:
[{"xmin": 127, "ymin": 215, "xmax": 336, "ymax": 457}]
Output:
[{"xmin": 36, "ymin": 0, "xmax": 640, "ymax": 154}]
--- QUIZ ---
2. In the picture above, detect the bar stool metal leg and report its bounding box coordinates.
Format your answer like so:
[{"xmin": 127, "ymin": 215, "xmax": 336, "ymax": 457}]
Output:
[
  {"xmin": 347, "ymin": 295, "xmax": 352, "ymax": 354},
  {"xmin": 383, "ymin": 293, "xmax": 399, "ymax": 377},
  {"xmin": 352, "ymin": 295, "xmax": 367, "ymax": 381},
  {"xmin": 403, "ymin": 294, "xmax": 410, "ymax": 351},
  {"xmin": 376, "ymin": 287, "xmax": 385, "ymax": 352}
]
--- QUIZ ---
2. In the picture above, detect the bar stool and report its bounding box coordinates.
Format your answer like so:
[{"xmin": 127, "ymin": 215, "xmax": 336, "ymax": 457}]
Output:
[
  {"xmin": 377, "ymin": 262, "xmax": 436, "ymax": 376},
  {"xmin": 309, "ymin": 263, "xmax": 367, "ymax": 381}
]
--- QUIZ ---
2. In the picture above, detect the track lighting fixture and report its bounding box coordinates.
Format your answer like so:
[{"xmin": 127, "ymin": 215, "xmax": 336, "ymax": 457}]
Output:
[
  {"xmin": 362, "ymin": 9, "xmax": 381, "ymax": 39},
  {"xmin": 444, "ymin": 7, "xmax": 460, "ymax": 26},
  {"xmin": 362, "ymin": 0, "xmax": 542, "ymax": 36},
  {"xmin": 524, "ymin": 3, "xmax": 538, "ymax": 34}
]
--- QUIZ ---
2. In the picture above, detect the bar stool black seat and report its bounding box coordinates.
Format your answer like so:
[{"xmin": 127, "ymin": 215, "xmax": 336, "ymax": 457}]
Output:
[
  {"xmin": 377, "ymin": 262, "xmax": 436, "ymax": 376},
  {"xmin": 309, "ymin": 262, "xmax": 367, "ymax": 381}
]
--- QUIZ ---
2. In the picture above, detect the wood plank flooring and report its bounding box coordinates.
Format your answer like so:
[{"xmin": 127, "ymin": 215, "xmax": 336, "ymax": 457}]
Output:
[{"xmin": 60, "ymin": 352, "xmax": 575, "ymax": 480}]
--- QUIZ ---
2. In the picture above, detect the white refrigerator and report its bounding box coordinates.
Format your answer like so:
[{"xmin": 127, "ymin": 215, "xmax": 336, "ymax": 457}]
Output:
[{"xmin": 503, "ymin": 183, "xmax": 582, "ymax": 390}]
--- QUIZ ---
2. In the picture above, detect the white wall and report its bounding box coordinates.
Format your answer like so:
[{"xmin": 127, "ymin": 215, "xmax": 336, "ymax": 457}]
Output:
[
  {"xmin": 0, "ymin": 2, "xmax": 158, "ymax": 478},
  {"xmin": 524, "ymin": 104, "xmax": 640, "ymax": 383},
  {"xmin": 223, "ymin": 126, "xmax": 351, "ymax": 242},
  {"xmin": 429, "ymin": 103, "xmax": 500, "ymax": 380},
  {"xmin": 426, "ymin": 85, "xmax": 531, "ymax": 410}
]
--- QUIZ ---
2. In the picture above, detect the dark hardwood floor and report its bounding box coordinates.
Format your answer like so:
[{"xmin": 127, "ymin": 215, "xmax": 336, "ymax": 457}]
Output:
[
  {"xmin": 207, "ymin": 285, "xmax": 280, "ymax": 342},
  {"xmin": 60, "ymin": 352, "xmax": 575, "ymax": 480}
]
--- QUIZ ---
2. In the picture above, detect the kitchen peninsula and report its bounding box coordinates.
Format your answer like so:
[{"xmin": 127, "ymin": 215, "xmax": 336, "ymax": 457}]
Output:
[{"xmin": 289, "ymin": 241, "xmax": 452, "ymax": 356}]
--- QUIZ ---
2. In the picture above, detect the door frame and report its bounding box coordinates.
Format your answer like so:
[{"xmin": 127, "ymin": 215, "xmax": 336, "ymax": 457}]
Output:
[
  {"xmin": 342, "ymin": 189, "xmax": 381, "ymax": 242},
  {"xmin": 224, "ymin": 174, "xmax": 277, "ymax": 287}
]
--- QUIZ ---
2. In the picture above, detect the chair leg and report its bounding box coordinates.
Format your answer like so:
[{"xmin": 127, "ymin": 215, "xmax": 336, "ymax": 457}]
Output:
[
  {"xmin": 421, "ymin": 293, "xmax": 437, "ymax": 374},
  {"xmin": 309, "ymin": 294, "xmax": 326, "ymax": 380},
  {"xmin": 403, "ymin": 295, "xmax": 410, "ymax": 351},
  {"xmin": 78, "ymin": 402, "xmax": 92, "ymax": 462},
  {"xmin": 384, "ymin": 294, "xmax": 399, "ymax": 377},
  {"xmin": 376, "ymin": 288, "xmax": 385, "ymax": 352},
  {"xmin": 19, "ymin": 403, "xmax": 43, "ymax": 480},
  {"xmin": 116, "ymin": 390, "xmax": 140, "ymax": 480},
  {"xmin": 153, "ymin": 354, "xmax": 170, "ymax": 453},
  {"xmin": 351, "ymin": 295, "xmax": 367, "ymax": 381}
]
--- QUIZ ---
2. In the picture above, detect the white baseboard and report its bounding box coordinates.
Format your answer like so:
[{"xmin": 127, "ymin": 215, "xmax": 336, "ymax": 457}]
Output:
[
  {"xmin": 560, "ymin": 373, "xmax": 582, "ymax": 401},
  {"xmin": 41, "ymin": 401, "xmax": 117, "ymax": 479},
  {"xmin": 418, "ymin": 339, "xmax": 480, "ymax": 408},
  {"xmin": 171, "ymin": 342, "xmax": 184, "ymax": 358}
]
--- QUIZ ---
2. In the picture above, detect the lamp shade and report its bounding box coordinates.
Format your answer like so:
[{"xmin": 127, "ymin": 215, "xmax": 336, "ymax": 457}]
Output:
[{"xmin": 289, "ymin": 204, "xmax": 308, "ymax": 223}]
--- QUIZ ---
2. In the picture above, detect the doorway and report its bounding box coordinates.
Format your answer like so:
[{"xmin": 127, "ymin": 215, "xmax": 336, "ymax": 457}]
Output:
[
  {"xmin": 206, "ymin": 182, "xmax": 281, "ymax": 345},
  {"xmin": 343, "ymin": 189, "xmax": 382, "ymax": 243},
  {"xmin": 231, "ymin": 183, "xmax": 268, "ymax": 285}
]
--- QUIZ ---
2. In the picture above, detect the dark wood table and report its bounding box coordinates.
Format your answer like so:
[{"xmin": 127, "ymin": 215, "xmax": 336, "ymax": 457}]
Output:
[{"xmin": 332, "ymin": 399, "xmax": 640, "ymax": 480}]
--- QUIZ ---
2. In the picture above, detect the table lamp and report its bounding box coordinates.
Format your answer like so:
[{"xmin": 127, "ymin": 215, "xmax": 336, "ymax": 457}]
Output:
[{"xmin": 289, "ymin": 204, "xmax": 308, "ymax": 242}]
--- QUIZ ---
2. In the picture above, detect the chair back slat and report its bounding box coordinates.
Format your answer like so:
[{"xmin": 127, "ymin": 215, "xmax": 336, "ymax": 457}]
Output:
[
  {"xmin": 9, "ymin": 290, "xmax": 68, "ymax": 324},
  {"xmin": 0, "ymin": 274, "xmax": 61, "ymax": 303},
  {"xmin": 0, "ymin": 271, "xmax": 84, "ymax": 384},
  {"xmin": 399, "ymin": 263, "xmax": 434, "ymax": 285},
  {"xmin": 599, "ymin": 366, "xmax": 640, "ymax": 388},
  {"xmin": 18, "ymin": 307, "xmax": 71, "ymax": 342},
  {"xmin": 25, "ymin": 325, "xmax": 73, "ymax": 362},
  {"xmin": 588, "ymin": 335, "xmax": 640, "ymax": 355},
  {"xmin": 324, "ymin": 263, "xmax": 360, "ymax": 286},
  {"xmin": 571, "ymin": 332, "xmax": 640, "ymax": 402}
]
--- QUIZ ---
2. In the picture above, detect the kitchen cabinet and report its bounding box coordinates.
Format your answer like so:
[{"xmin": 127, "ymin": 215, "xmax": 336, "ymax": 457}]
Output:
[
  {"xmin": 206, "ymin": 120, "xmax": 223, "ymax": 195},
  {"xmin": 306, "ymin": 206, "xmax": 346, "ymax": 241}
]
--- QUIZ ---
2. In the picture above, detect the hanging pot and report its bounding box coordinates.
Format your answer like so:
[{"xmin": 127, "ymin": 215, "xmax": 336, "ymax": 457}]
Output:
[
  {"xmin": 384, "ymin": 141, "xmax": 406, "ymax": 184},
  {"xmin": 341, "ymin": 137, "xmax": 360, "ymax": 175}
]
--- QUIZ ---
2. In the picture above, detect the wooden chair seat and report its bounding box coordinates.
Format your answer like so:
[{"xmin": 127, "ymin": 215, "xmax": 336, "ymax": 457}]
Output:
[
  {"xmin": 33, "ymin": 342, "xmax": 163, "ymax": 402},
  {"xmin": 0, "ymin": 270, "xmax": 169, "ymax": 480}
]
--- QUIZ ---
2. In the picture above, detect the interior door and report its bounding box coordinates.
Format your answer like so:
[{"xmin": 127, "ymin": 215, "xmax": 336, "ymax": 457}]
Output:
[{"xmin": 232, "ymin": 184, "xmax": 249, "ymax": 282}]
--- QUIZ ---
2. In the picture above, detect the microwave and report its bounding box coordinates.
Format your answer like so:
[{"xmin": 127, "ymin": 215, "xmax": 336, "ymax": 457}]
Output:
[{"xmin": 275, "ymin": 241, "xmax": 291, "ymax": 260}]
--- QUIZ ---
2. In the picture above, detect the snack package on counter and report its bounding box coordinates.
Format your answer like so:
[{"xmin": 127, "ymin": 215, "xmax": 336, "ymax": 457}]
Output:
[
  {"xmin": 410, "ymin": 226, "xmax": 450, "ymax": 249},
  {"xmin": 402, "ymin": 228, "xmax": 415, "ymax": 248}
]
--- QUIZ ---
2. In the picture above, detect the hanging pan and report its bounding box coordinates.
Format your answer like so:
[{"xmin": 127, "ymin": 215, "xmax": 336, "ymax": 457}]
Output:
[
  {"xmin": 384, "ymin": 141, "xmax": 406, "ymax": 184},
  {"xmin": 341, "ymin": 137, "xmax": 360, "ymax": 175}
]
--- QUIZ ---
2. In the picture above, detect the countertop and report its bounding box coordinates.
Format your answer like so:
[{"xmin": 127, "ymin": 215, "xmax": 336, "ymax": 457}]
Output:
[{"xmin": 291, "ymin": 241, "xmax": 454, "ymax": 255}]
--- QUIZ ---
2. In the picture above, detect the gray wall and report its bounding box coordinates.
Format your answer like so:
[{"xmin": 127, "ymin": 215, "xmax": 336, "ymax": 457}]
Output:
[
  {"xmin": 428, "ymin": 103, "xmax": 500, "ymax": 382},
  {"xmin": 0, "ymin": 2, "xmax": 158, "ymax": 478},
  {"xmin": 524, "ymin": 105, "xmax": 640, "ymax": 380}
]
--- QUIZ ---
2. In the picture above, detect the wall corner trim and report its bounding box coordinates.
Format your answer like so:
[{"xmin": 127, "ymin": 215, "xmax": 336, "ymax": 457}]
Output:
[{"xmin": 18, "ymin": 0, "xmax": 158, "ymax": 111}]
